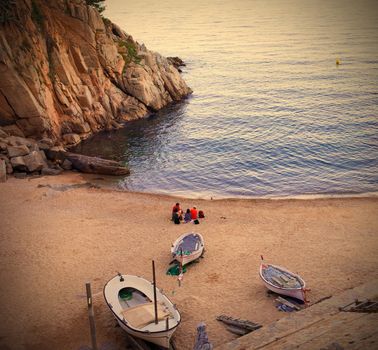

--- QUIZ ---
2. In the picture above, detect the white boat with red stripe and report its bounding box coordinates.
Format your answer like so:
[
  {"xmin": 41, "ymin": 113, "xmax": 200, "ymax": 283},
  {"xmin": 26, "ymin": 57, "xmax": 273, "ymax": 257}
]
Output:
[{"xmin": 259, "ymin": 256, "xmax": 309, "ymax": 302}]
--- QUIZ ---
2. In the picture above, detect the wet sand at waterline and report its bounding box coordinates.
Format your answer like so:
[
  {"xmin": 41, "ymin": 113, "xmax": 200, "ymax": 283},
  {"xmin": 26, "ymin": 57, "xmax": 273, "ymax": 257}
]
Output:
[{"xmin": 0, "ymin": 173, "xmax": 377, "ymax": 349}]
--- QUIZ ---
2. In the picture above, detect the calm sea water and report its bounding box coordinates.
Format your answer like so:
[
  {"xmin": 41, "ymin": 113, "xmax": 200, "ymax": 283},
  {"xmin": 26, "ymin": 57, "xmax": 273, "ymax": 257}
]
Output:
[{"xmin": 74, "ymin": 0, "xmax": 378, "ymax": 198}]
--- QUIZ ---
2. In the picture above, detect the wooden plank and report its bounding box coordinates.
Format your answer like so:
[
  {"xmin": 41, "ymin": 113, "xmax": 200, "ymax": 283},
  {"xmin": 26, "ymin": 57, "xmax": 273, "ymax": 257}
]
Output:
[
  {"xmin": 290, "ymin": 313, "xmax": 378, "ymax": 350},
  {"xmin": 226, "ymin": 326, "xmax": 249, "ymax": 336},
  {"xmin": 85, "ymin": 283, "xmax": 98, "ymax": 350},
  {"xmin": 215, "ymin": 315, "xmax": 326, "ymax": 350},
  {"xmin": 217, "ymin": 315, "xmax": 262, "ymax": 331},
  {"xmin": 349, "ymin": 330, "xmax": 378, "ymax": 350},
  {"xmin": 364, "ymin": 301, "xmax": 378, "ymax": 310},
  {"xmin": 271, "ymin": 276, "xmax": 285, "ymax": 287},
  {"xmin": 276, "ymin": 296, "xmax": 302, "ymax": 311},
  {"xmin": 339, "ymin": 299, "xmax": 357, "ymax": 311},
  {"xmin": 259, "ymin": 311, "xmax": 374, "ymax": 349},
  {"xmin": 339, "ymin": 299, "xmax": 378, "ymax": 312},
  {"xmin": 279, "ymin": 275, "xmax": 290, "ymax": 283},
  {"xmin": 215, "ymin": 279, "xmax": 378, "ymax": 350}
]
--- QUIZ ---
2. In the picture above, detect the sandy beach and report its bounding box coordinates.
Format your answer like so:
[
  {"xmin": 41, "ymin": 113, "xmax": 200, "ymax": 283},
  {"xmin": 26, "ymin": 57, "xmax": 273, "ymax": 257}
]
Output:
[{"xmin": 0, "ymin": 173, "xmax": 377, "ymax": 350}]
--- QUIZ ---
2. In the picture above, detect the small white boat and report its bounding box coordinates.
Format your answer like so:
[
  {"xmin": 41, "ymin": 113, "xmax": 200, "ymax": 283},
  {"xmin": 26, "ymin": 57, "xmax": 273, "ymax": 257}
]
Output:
[
  {"xmin": 103, "ymin": 273, "xmax": 181, "ymax": 348},
  {"xmin": 259, "ymin": 263, "xmax": 307, "ymax": 302},
  {"xmin": 171, "ymin": 232, "xmax": 204, "ymax": 266}
]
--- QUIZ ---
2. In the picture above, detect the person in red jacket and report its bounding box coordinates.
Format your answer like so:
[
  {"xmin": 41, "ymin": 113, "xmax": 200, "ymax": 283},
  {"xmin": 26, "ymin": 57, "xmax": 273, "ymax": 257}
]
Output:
[
  {"xmin": 172, "ymin": 203, "xmax": 183, "ymax": 221},
  {"xmin": 190, "ymin": 206, "xmax": 198, "ymax": 220}
]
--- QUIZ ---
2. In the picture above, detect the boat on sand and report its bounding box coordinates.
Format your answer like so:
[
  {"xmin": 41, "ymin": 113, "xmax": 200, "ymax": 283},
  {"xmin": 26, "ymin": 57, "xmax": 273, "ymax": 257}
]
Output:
[
  {"xmin": 259, "ymin": 262, "xmax": 307, "ymax": 302},
  {"xmin": 103, "ymin": 273, "xmax": 181, "ymax": 348},
  {"xmin": 171, "ymin": 232, "xmax": 204, "ymax": 266}
]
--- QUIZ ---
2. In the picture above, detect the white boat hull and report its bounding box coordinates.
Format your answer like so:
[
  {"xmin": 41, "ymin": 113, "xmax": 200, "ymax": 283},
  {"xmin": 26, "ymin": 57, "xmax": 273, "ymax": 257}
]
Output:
[
  {"xmin": 260, "ymin": 279, "xmax": 306, "ymax": 301},
  {"xmin": 176, "ymin": 248, "xmax": 203, "ymax": 266},
  {"xmin": 171, "ymin": 232, "xmax": 204, "ymax": 266},
  {"xmin": 259, "ymin": 263, "xmax": 307, "ymax": 302},
  {"xmin": 104, "ymin": 274, "xmax": 180, "ymax": 348},
  {"xmin": 117, "ymin": 319, "xmax": 174, "ymax": 348}
]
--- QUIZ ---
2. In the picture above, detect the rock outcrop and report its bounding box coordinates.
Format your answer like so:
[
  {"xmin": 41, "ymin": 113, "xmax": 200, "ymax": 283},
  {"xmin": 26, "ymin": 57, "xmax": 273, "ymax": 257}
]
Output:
[
  {"xmin": 61, "ymin": 152, "xmax": 130, "ymax": 176},
  {"xmin": 0, "ymin": 0, "xmax": 192, "ymax": 148},
  {"xmin": 0, "ymin": 128, "xmax": 130, "ymax": 177}
]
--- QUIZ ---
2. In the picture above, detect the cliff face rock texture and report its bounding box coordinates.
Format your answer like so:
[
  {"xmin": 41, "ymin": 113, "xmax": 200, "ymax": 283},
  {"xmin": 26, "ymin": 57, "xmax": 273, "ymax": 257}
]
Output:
[{"xmin": 0, "ymin": 0, "xmax": 192, "ymax": 146}]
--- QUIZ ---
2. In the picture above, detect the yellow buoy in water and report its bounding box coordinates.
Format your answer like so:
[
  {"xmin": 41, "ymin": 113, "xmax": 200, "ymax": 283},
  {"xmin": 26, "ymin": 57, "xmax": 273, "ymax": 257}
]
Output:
[{"xmin": 336, "ymin": 58, "xmax": 341, "ymax": 65}]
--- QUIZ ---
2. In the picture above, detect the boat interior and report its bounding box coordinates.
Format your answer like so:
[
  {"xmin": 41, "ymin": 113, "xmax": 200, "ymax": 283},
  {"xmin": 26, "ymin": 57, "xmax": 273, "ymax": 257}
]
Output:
[
  {"xmin": 176, "ymin": 233, "xmax": 201, "ymax": 254},
  {"xmin": 118, "ymin": 287, "xmax": 175, "ymax": 330},
  {"xmin": 262, "ymin": 265, "xmax": 303, "ymax": 289},
  {"xmin": 118, "ymin": 287, "xmax": 151, "ymax": 308}
]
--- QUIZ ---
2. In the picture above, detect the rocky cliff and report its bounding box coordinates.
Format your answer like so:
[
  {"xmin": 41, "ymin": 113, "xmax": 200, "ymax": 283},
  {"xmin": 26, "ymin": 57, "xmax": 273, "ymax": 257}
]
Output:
[{"xmin": 0, "ymin": 0, "xmax": 192, "ymax": 147}]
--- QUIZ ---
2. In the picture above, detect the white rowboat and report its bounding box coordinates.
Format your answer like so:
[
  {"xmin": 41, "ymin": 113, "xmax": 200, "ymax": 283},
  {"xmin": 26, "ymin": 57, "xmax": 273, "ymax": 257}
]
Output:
[
  {"xmin": 103, "ymin": 274, "xmax": 180, "ymax": 348},
  {"xmin": 259, "ymin": 263, "xmax": 307, "ymax": 302},
  {"xmin": 171, "ymin": 232, "xmax": 204, "ymax": 266}
]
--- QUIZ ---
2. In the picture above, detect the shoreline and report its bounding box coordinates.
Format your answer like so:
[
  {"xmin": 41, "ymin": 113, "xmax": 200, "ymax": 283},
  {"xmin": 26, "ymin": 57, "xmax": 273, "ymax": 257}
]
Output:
[
  {"xmin": 30, "ymin": 170, "xmax": 378, "ymax": 202},
  {"xmin": 73, "ymin": 171, "xmax": 378, "ymax": 202},
  {"xmin": 0, "ymin": 173, "xmax": 377, "ymax": 349}
]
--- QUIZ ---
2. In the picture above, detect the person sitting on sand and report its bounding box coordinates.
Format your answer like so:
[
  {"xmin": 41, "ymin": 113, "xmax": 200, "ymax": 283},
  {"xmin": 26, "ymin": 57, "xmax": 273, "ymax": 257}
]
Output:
[
  {"xmin": 172, "ymin": 204, "xmax": 184, "ymax": 222},
  {"xmin": 172, "ymin": 207, "xmax": 178, "ymax": 221},
  {"xmin": 172, "ymin": 210, "xmax": 181, "ymax": 224},
  {"xmin": 172, "ymin": 202, "xmax": 182, "ymax": 216},
  {"xmin": 184, "ymin": 209, "xmax": 192, "ymax": 223},
  {"xmin": 190, "ymin": 206, "xmax": 198, "ymax": 220}
]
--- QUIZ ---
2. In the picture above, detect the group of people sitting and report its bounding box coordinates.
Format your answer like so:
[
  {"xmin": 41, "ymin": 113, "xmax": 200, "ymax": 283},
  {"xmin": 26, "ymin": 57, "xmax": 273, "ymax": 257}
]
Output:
[{"xmin": 172, "ymin": 203, "xmax": 205, "ymax": 224}]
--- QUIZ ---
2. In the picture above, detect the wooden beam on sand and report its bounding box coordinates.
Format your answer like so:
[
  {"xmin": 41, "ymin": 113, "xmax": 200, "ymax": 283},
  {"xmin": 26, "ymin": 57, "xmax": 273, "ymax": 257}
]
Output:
[
  {"xmin": 216, "ymin": 315, "xmax": 262, "ymax": 332},
  {"xmin": 276, "ymin": 296, "xmax": 302, "ymax": 311},
  {"xmin": 225, "ymin": 325, "xmax": 249, "ymax": 336},
  {"xmin": 85, "ymin": 282, "xmax": 98, "ymax": 350}
]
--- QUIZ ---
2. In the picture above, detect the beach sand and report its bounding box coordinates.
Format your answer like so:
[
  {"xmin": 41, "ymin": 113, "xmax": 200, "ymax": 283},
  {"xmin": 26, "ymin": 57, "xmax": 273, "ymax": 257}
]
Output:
[{"xmin": 0, "ymin": 173, "xmax": 377, "ymax": 350}]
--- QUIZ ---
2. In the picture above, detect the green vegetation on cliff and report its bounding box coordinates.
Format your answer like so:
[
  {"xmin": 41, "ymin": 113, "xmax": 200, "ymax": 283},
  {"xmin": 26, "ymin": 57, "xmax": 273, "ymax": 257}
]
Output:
[
  {"xmin": 85, "ymin": 0, "xmax": 106, "ymax": 13},
  {"xmin": 118, "ymin": 40, "xmax": 142, "ymax": 70}
]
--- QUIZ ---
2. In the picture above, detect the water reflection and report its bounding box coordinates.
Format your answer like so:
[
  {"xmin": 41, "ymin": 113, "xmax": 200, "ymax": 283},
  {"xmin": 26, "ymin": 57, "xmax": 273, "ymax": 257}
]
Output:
[{"xmin": 73, "ymin": 100, "xmax": 189, "ymax": 166}]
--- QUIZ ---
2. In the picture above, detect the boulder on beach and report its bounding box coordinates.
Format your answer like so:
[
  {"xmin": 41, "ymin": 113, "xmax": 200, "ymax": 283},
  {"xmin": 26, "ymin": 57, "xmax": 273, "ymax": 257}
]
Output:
[
  {"xmin": 23, "ymin": 151, "xmax": 48, "ymax": 172},
  {"xmin": 10, "ymin": 156, "xmax": 27, "ymax": 172},
  {"xmin": 7, "ymin": 145, "xmax": 30, "ymax": 158},
  {"xmin": 65, "ymin": 152, "xmax": 130, "ymax": 176}
]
